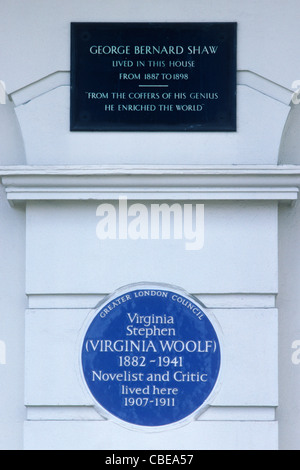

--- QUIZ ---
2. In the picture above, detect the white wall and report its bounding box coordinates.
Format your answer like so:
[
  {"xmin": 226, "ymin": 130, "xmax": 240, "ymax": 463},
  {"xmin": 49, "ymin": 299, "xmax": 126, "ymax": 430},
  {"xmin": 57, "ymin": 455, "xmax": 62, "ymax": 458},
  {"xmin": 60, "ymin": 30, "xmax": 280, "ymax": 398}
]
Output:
[
  {"xmin": 0, "ymin": 186, "xmax": 26, "ymax": 449},
  {"xmin": 0, "ymin": 86, "xmax": 26, "ymax": 449},
  {"xmin": 278, "ymin": 103, "xmax": 300, "ymax": 450}
]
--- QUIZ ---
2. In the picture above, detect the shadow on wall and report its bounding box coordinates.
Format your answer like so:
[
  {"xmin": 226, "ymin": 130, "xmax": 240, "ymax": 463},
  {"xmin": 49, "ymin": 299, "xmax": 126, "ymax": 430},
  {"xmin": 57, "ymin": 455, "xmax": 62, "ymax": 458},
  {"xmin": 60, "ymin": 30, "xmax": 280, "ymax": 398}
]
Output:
[
  {"xmin": 279, "ymin": 101, "xmax": 300, "ymax": 164},
  {"xmin": 0, "ymin": 82, "xmax": 25, "ymax": 165}
]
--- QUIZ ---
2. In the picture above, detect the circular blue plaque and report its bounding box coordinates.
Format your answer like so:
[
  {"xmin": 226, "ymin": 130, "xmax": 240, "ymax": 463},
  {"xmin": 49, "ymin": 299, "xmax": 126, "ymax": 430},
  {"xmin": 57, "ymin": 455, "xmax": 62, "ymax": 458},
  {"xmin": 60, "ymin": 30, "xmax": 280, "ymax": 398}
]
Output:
[{"xmin": 81, "ymin": 283, "xmax": 221, "ymax": 428}]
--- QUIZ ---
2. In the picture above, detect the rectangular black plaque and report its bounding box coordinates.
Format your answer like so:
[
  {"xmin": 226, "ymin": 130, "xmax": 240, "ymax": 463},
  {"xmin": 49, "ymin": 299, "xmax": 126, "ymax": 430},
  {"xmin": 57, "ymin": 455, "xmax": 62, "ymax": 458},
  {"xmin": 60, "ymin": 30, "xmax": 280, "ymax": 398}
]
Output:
[{"xmin": 71, "ymin": 23, "xmax": 237, "ymax": 132}]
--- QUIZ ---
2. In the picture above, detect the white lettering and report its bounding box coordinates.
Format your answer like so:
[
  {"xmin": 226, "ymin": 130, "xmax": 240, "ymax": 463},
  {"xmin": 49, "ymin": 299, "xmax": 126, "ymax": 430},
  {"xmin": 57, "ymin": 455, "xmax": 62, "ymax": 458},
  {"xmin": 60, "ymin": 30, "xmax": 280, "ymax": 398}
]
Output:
[
  {"xmin": 184, "ymin": 204, "xmax": 205, "ymax": 251},
  {"xmin": 187, "ymin": 45, "xmax": 219, "ymax": 55},
  {"xmin": 0, "ymin": 340, "xmax": 6, "ymax": 365},
  {"xmin": 96, "ymin": 197, "xmax": 205, "ymax": 251},
  {"xmin": 90, "ymin": 45, "xmax": 131, "ymax": 55},
  {"xmin": 292, "ymin": 340, "xmax": 300, "ymax": 364},
  {"xmin": 150, "ymin": 203, "xmax": 183, "ymax": 240},
  {"xmin": 292, "ymin": 80, "xmax": 300, "ymax": 105},
  {"xmin": 134, "ymin": 45, "xmax": 184, "ymax": 55},
  {"xmin": 0, "ymin": 81, "xmax": 6, "ymax": 105},
  {"xmin": 96, "ymin": 204, "xmax": 117, "ymax": 240}
]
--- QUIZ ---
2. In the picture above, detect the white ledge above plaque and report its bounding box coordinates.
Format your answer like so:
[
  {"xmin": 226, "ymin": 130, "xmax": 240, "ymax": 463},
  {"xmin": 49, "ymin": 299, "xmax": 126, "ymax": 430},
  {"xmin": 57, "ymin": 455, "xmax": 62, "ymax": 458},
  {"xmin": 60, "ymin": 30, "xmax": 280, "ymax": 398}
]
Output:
[{"xmin": 0, "ymin": 165, "xmax": 299, "ymax": 206}]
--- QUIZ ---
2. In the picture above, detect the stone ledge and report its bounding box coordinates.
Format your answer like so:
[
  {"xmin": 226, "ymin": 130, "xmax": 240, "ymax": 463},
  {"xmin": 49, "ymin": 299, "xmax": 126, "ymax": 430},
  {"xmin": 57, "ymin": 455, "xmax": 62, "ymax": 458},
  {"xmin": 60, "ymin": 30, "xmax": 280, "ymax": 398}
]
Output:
[{"xmin": 0, "ymin": 165, "xmax": 299, "ymax": 204}]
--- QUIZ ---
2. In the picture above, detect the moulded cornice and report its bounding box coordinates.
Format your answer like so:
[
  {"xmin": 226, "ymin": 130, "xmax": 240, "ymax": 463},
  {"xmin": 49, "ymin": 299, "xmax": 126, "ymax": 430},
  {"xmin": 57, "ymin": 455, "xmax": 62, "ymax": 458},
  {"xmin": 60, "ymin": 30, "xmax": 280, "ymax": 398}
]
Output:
[{"xmin": 0, "ymin": 165, "xmax": 299, "ymax": 205}]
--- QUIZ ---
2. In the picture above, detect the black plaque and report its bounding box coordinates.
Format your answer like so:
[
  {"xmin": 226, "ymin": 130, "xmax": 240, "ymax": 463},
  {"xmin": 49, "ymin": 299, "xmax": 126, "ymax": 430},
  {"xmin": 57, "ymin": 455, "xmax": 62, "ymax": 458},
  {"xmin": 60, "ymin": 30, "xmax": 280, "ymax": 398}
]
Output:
[{"xmin": 70, "ymin": 23, "xmax": 237, "ymax": 132}]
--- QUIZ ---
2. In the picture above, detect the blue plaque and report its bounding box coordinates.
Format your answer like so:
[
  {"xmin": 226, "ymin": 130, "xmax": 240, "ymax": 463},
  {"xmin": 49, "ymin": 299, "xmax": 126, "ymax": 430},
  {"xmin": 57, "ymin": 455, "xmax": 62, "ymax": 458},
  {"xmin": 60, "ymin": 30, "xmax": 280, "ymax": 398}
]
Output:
[{"xmin": 80, "ymin": 284, "xmax": 221, "ymax": 428}]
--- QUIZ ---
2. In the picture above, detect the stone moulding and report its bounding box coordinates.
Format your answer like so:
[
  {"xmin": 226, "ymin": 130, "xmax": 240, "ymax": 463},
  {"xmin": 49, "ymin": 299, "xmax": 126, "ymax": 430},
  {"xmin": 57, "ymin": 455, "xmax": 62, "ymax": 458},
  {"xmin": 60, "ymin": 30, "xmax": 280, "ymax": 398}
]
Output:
[{"xmin": 0, "ymin": 165, "xmax": 299, "ymax": 205}]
